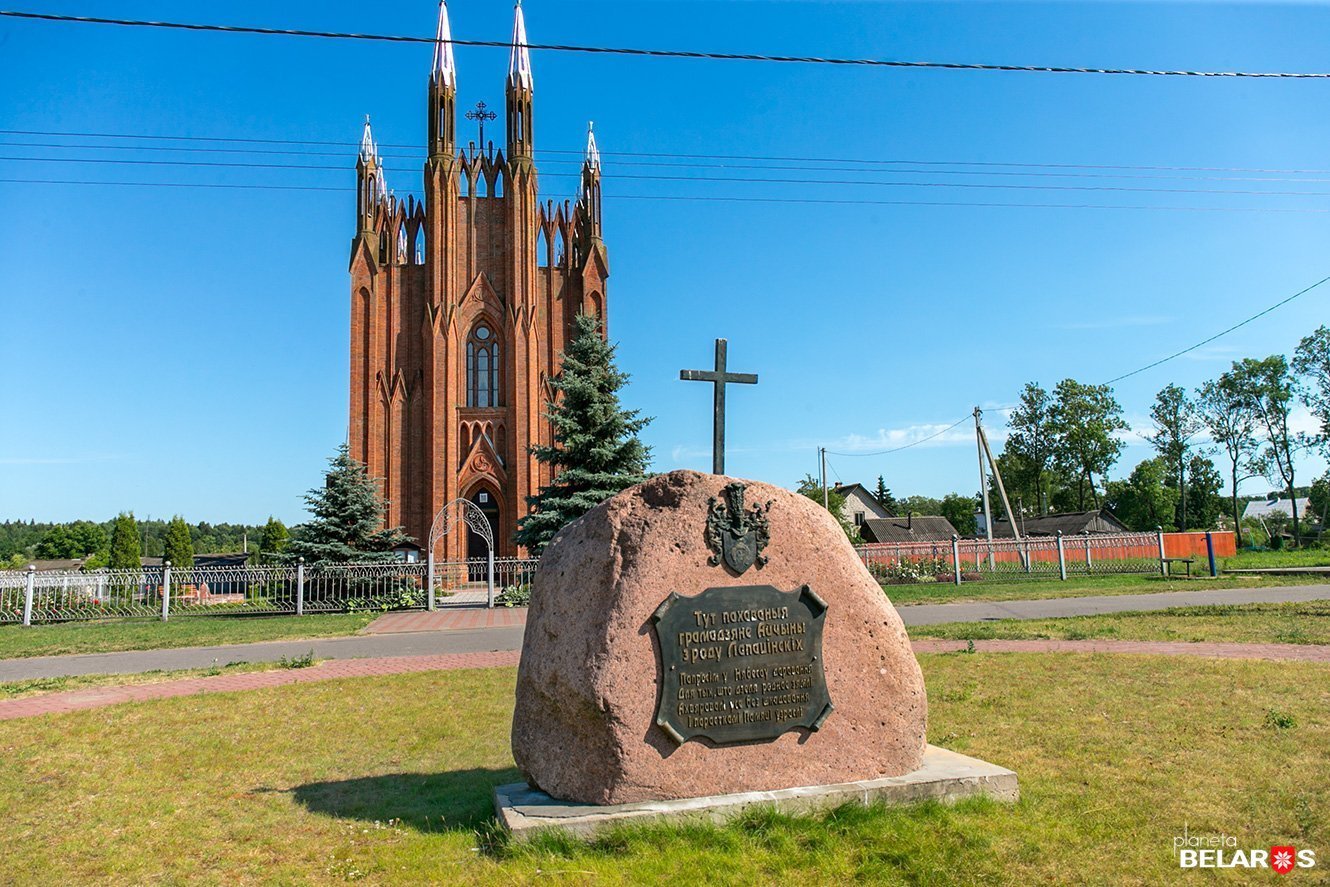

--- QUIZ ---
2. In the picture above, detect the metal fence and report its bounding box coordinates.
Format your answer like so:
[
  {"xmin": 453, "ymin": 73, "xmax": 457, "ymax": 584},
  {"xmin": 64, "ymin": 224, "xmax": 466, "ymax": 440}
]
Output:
[
  {"xmin": 0, "ymin": 556, "xmax": 540, "ymax": 625},
  {"xmin": 855, "ymin": 531, "xmax": 1168, "ymax": 586}
]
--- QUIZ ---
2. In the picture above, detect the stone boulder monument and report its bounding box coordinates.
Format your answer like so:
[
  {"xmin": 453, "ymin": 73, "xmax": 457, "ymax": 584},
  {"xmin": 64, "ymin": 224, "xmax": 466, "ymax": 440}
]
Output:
[{"xmin": 499, "ymin": 470, "xmax": 1015, "ymax": 834}]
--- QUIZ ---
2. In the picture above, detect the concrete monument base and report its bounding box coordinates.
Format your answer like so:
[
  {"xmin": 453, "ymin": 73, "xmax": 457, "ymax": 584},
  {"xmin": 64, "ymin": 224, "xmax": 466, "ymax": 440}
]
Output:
[{"xmin": 494, "ymin": 745, "xmax": 1017, "ymax": 840}]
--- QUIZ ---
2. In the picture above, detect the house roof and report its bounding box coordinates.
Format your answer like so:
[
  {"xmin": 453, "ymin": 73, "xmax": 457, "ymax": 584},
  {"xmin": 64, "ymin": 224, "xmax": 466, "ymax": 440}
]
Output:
[
  {"xmin": 988, "ymin": 510, "xmax": 1129, "ymax": 538},
  {"xmin": 1242, "ymin": 498, "xmax": 1312, "ymax": 521},
  {"xmin": 832, "ymin": 483, "xmax": 896, "ymax": 517},
  {"xmin": 860, "ymin": 516, "xmax": 959, "ymax": 544}
]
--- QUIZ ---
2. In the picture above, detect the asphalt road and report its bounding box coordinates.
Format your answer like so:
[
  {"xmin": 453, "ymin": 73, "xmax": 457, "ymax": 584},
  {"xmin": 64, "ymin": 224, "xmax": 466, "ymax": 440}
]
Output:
[{"xmin": 2, "ymin": 583, "xmax": 1327, "ymax": 682}]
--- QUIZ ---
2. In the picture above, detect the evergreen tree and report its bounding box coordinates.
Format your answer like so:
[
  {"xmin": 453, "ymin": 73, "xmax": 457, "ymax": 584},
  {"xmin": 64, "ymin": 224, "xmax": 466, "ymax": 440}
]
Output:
[
  {"xmin": 259, "ymin": 516, "xmax": 290, "ymax": 563},
  {"xmin": 516, "ymin": 314, "xmax": 651, "ymax": 554},
  {"xmin": 107, "ymin": 512, "xmax": 142, "ymax": 569},
  {"xmin": 162, "ymin": 515, "xmax": 194, "ymax": 568},
  {"xmin": 873, "ymin": 475, "xmax": 897, "ymax": 514},
  {"xmin": 288, "ymin": 445, "xmax": 411, "ymax": 566}
]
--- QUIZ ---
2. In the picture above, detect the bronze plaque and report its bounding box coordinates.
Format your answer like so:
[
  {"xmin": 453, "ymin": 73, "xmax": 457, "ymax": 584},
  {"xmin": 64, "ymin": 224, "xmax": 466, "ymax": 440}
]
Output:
[{"xmin": 651, "ymin": 584, "xmax": 833, "ymax": 745}]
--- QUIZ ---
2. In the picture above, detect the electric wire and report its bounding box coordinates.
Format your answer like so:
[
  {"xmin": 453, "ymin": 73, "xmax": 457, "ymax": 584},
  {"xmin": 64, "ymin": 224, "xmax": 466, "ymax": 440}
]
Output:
[
  {"xmin": 11, "ymin": 153, "xmax": 1330, "ymax": 199},
  {"xmin": 12, "ymin": 139, "xmax": 1330, "ymax": 184},
  {"xmin": 4, "ymin": 10, "xmax": 1330, "ymax": 78},
  {"xmin": 9, "ymin": 129, "xmax": 1330, "ymax": 178},
  {"xmin": 4, "ymin": 177, "xmax": 1329, "ymax": 214},
  {"xmin": 827, "ymin": 272, "xmax": 1330, "ymax": 457}
]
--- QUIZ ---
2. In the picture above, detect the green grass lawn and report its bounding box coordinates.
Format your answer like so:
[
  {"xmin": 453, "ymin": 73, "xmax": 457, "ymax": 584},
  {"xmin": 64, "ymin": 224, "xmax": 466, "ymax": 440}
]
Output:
[
  {"xmin": 884, "ymin": 570, "xmax": 1330, "ymax": 606},
  {"xmin": 0, "ymin": 655, "xmax": 1325, "ymax": 884},
  {"xmin": 1222, "ymin": 546, "xmax": 1330, "ymax": 571},
  {"xmin": 0, "ymin": 612, "xmax": 376, "ymax": 659},
  {"xmin": 912, "ymin": 600, "xmax": 1330, "ymax": 645},
  {"xmin": 0, "ymin": 659, "xmax": 304, "ymax": 699}
]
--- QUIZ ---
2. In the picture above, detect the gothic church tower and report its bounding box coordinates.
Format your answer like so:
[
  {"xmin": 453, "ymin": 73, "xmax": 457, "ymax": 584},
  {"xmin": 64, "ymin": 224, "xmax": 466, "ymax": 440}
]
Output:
[{"xmin": 349, "ymin": 2, "xmax": 609, "ymax": 558}]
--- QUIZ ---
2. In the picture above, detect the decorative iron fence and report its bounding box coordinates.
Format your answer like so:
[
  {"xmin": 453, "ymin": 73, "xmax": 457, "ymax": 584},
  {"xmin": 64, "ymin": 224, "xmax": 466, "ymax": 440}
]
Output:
[
  {"xmin": 0, "ymin": 556, "xmax": 540, "ymax": 625},
  {"xmin": 855, "ymin": 531, "xmax": 1167, "ymax": 586}
]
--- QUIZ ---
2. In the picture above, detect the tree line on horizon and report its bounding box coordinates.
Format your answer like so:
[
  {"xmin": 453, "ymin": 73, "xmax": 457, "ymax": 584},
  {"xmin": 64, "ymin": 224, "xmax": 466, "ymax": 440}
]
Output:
[{"xmin": 990, "ymin": 325, "xmax": 1330, "ymax": 545}]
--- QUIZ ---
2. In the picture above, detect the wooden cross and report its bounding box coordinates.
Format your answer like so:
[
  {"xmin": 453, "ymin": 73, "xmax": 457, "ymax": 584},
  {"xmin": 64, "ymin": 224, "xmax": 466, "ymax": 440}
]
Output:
[
  {"xmin": 465, "ymin": 101, "xmax": 497, "ymax": 147},
  {"xmin": 680, "ymin": 338, "xmax": 758, "ymax": 475}
]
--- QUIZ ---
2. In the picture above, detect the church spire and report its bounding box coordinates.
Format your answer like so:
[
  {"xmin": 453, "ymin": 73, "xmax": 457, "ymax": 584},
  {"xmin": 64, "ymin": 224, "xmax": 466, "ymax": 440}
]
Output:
[
  {"xmin": 359, "ymin": 115, "xmax": 377, "ymax": 164},
  {"xmin": 584, "ymin": 121, "xmax": 600, "ymax": 172},
  {"xmin": 356, "ymin": 116, "xmax": 383, "ymax": 234},
  {"xmin": 508, "ymin": 1, "xmax": 534, "ymax": 90},
  {"xmin": 428, "ymin": 2, "xmax": 458, "ymax": 157},
  {"xmin": 505, "ymin": 2, "xmax": 534, "ymax": 159},
  {"xmin": 432, "ymin": 1, "xmax": 457, "ymax": 89}
]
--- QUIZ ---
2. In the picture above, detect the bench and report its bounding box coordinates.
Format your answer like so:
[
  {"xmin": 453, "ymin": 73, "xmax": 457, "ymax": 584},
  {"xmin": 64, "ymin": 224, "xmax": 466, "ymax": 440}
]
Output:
[{"xmin": 1161, "ymin": 557, "xmax": 1195, "ymax": 577}]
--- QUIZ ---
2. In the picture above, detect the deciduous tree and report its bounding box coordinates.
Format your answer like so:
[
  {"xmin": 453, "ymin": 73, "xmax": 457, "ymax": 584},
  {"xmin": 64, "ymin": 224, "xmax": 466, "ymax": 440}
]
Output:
[
  {"xmin": 1005, "ymin": 383, "xmax": 1057, "ymax": 514},
  {"xmin": 1105, "ymin": 458, "xmax": 1179, "ymax": 531},
  {"xmin": 1293, "ymin": 325, "xmax": 1330, "ymax": 459},
  {"xmin": 1197, "ymin": 374, "xmax": 1259, "ymax": 547},
  {"xmin": 1148, "ymin": 384, "xmax": 1202, "ymax": 530},
  {"xmin": 1049, "ymin": 379, "xmax": 1128, "ymax": 510},
  {"xmin": 1232, "ymin": 356, "xmax": 1308, "ymax": 545}
]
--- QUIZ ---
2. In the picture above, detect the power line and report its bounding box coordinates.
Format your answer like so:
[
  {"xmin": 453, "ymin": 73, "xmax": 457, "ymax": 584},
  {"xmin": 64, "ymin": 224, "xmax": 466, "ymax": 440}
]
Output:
[
  {"xmin": 1102, "ymin": 273, "xmax": 1330, "ymax": 384},
  {"xmin": 5, "ymin": 176, "xmax": 1330, "ymax": 214},
  {"xmin": 828, "ymin": 271, "xmax": 1330, "ymax": 458},
  {"xmin": 4, "ymin": 10, "xmax": 1330, "ymax": 79},
  {"xmin": 15, "ymin": 139, "xmax": 1330, "ymax": 184},
  {"xmin": 11, "ymin": 154, "xmax": 1330, "ymax": 200},
  {"xmin": 9, "ymin": 129, "xmax": 1330, "ymax": 179},
  {"xmin": 826, "ymin": 416, "xmax": 972, "ymax": 458}
]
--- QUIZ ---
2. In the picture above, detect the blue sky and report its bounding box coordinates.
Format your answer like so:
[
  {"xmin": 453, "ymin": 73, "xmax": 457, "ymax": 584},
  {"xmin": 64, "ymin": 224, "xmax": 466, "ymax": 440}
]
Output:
[{"xmin": 2, "ymin": 0, "xmax": 1327, "ymax": 524}]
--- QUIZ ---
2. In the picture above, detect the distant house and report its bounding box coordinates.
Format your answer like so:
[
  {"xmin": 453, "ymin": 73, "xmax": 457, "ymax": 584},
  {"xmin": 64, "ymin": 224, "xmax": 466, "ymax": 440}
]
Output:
[
  {"xmin": 860, "ymin": 515, "xmax": 959, "ymax": 544},
  {"xmin": 1242, "ymin": 497, "xmax": 1313, "ymax": 523},
  {"xmin": 831, "ymin": 483, "xmax": 894, "ymax": 530},
  {"xmin": 984, "ymin": 510, "xmax": 1129, "ymax": 539}
]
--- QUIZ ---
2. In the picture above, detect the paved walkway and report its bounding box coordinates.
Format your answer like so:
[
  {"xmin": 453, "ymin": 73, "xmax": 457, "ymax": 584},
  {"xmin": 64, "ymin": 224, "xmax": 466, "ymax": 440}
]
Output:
[
  {"xmin": 363, "ymin": 607, "xmax": 527, "ymax": 634},
  {"xmin": 3, "ymin": 583, "xmax": 1326, "ymax": 684},
  {"xmin": 3, "ymin": 640, "xmax": 1326, "ymax": 723},
  {"xmin": 894, "ymin": 583, "xmax": 1330, "ymax": 627},
  {"xmin": 0, "ymin": 650, "xmax": 521, "ymax": 722}
]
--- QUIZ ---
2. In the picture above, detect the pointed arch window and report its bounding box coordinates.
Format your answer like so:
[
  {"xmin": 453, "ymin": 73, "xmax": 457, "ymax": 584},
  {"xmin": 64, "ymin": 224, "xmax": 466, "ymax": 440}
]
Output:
[{"xmin": 466, "ymin": 323, "xmax": 501, "ymax": 407}]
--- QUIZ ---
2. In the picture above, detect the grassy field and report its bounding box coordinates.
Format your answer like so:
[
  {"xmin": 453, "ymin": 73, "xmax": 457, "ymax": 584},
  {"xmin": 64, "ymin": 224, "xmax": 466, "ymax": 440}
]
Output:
[
  {"xmin": 911, "ymin": 600, "xmax": 1330, "ymax": 645},
  {"xmin": 0, "ymin": 612, "xmax": 376, "ymax": 659},
  {"xmin": 884, "ymin": 570, "xmax": 1330, "ymax": 606},
  {"xmin": 1222, "ymin": 546, "xmax": 1330, "ymax": 571},
  {"xmin": 0, "ymin": 658, "xmax": 302, "ymax": 700},
  {"xmin": 0, "ymin": 655, "xmax": 1325, "ymax": 884}
]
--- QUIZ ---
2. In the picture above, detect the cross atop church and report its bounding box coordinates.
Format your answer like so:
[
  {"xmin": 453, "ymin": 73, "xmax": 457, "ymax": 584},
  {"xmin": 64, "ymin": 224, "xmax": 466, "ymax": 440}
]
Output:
[
  {"xmin": 680, "ymin": 339, "xmax": 758, "ymax": 476},
  {"xmin": 465, "ymin": 101, "xmax": 498, "ymax": 148}
]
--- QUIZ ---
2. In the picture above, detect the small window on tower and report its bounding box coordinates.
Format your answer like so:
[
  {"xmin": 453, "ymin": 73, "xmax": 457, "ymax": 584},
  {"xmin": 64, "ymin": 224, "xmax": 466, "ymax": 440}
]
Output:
[{"xmin": 854, "ymin": 512, "xmax": 865, "ymax": 527}]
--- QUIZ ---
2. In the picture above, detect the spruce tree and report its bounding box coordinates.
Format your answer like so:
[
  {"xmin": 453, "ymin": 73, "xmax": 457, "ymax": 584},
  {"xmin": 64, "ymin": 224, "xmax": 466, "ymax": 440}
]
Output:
[
  {"xmin": 162, "ymin": 515, "xmax": 194, "ymax": 568},
  {"xmin": 107, "ymin": 512, "xmax": 142, "ymax": 569},
  {"xmin": 516, "ymin": 314, "xmax": 651, "ymax": 554},
  {"xmin": 288, "ymin": 444, "xmax": 411, "ymax": 566},
  {"xmin": 874, "ymin": 475, "xmax": 897, "ymax": 514}
]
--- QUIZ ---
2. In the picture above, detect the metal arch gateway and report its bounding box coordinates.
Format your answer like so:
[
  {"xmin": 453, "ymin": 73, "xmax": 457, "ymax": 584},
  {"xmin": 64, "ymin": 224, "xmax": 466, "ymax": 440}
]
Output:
[{"xmin": 427, "ymin": 497, "xmax": 496, "ymax": 609}]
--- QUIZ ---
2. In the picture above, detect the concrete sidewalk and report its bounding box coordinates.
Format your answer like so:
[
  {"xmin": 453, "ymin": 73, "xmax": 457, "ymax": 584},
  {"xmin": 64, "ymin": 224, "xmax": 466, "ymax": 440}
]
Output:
[
  {"xmin": 893, "ymin": 583, "xmax": 1330, "ymax": 627},
  {"xmin": 2, "ymin": 583, "xmax": 1326, "ymax": 683}
]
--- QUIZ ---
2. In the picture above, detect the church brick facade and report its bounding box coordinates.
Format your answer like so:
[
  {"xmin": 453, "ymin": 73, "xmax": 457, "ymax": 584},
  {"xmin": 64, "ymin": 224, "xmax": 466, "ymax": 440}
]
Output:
[{"xmin": 348, "ymin": 2, "xmax": 608, "ymax": 558}]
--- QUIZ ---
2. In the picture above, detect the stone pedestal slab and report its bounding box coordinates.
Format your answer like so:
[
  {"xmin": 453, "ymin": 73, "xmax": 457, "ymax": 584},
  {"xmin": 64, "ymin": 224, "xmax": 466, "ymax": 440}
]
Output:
[{"xmin": 494, "ymin": 744, "xmax": 1018, "ymax": 840}]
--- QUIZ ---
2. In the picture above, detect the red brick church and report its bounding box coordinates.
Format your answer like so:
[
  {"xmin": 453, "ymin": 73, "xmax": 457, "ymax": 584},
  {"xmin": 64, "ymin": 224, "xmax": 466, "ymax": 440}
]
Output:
[{"xmin": 348, "ymin": 2, "xmax": 608, "ymax": 559}]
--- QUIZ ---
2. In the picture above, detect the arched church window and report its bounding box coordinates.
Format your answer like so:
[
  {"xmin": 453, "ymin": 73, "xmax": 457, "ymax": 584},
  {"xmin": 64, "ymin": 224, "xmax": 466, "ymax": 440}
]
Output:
[{"xmin": 466, "ymin": 323, "xmax": 501, "ymax": 407}]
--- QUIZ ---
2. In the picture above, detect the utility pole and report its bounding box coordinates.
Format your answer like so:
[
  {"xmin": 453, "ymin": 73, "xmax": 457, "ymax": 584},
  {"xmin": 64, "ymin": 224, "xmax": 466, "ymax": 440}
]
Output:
[
  {"xmin": 975, "ymin": 408, "xmax": 995, "ymax": 569},
  {"xmin": 977, "ymin": 408, "xmax": 1025, "ymax": 568},
  {"xmin": 819, "ymin": 447, "xmax": 829, "ymax": 510}
]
